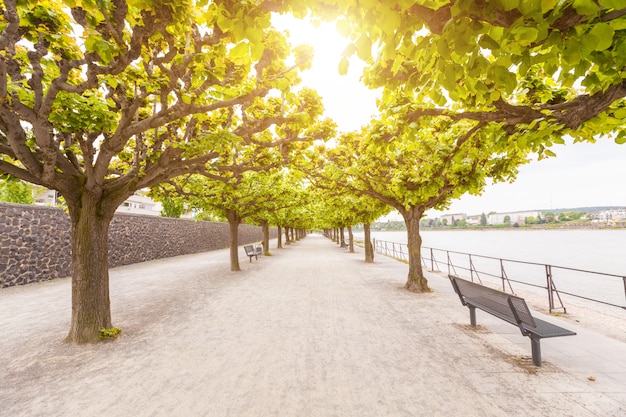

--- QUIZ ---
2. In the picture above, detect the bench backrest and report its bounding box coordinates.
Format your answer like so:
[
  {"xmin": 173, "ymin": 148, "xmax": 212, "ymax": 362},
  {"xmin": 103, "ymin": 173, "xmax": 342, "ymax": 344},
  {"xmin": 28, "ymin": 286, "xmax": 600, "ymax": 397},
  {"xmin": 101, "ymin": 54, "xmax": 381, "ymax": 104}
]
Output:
[
  {"xmin": 244, "ymin": 245, "xmax": 254, "ymax": 254},
  {"xmin": 449, "ymin": 275, "xmax": 536, "ymax": 328},
  {"xmin": 507, "ymin": 295, "xmax": 537, "ymax": 328}
]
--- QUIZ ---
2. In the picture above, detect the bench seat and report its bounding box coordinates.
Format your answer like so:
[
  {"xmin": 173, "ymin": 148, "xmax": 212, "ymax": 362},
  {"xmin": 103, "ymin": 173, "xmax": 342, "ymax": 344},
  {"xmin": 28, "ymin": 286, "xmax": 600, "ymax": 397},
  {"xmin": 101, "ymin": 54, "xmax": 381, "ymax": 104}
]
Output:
[{"xmin": 449, "ymin": 274, "xmax": 575, "ymax": 366}]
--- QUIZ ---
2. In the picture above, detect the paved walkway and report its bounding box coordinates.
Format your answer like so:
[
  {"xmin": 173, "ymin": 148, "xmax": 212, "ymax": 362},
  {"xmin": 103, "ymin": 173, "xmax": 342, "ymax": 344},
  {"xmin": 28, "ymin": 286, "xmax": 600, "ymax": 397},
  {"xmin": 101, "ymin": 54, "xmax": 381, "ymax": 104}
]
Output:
[{"xmin": 1, "ymin": 234, "xmax": 625, "ymax": 416}]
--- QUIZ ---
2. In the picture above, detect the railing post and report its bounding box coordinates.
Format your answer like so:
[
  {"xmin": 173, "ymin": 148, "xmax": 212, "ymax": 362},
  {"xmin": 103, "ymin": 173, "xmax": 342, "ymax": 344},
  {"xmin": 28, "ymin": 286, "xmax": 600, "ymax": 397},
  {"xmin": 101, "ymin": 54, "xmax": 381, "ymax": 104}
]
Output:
[
  {"xmin": 546, "ymin": 264, "xmax": 554, "ymax": 313},
  {"xmin": 500, "ymin": 259, "xmax": 505, "ymax": 292},
  {"xmin": 469, "ymin": 254, "xmax": 474, "ymax": 282},
  {"xmin": 430, "ymin": 248, "xmax": 434, "ymax": 272}
]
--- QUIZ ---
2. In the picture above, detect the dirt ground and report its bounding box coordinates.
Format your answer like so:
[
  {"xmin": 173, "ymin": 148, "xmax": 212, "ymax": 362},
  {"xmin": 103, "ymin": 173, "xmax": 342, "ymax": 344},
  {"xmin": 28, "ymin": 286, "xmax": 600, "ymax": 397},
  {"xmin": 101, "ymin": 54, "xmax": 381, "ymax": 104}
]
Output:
[{"xmin": 1, "ymin": 234, "xmax": 625, "ymax": 417}]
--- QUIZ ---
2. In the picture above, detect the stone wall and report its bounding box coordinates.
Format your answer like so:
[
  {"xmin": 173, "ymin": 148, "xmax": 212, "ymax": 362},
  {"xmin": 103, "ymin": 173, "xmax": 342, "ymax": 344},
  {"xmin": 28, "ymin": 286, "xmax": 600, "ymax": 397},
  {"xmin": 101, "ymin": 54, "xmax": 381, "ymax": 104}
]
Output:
[{"xmin": 0, "ymin": 202, "xmax": 272, "ymax": 288}]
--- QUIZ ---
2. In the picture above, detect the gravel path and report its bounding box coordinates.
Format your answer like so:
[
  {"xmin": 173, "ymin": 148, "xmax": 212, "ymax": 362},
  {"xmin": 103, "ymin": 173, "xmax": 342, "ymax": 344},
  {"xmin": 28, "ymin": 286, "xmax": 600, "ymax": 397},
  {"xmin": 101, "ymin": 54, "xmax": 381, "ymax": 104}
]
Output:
[{"xmin": 1, "ymin": 234, "xmax": 625, "ymax": 416}]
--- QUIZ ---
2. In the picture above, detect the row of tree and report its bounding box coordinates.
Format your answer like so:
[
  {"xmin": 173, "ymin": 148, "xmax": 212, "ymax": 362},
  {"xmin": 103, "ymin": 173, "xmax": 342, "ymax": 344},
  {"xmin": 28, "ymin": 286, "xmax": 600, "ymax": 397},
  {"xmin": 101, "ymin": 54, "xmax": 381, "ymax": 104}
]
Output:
[{"xmin": 1, "ymin": 0, "xmax": 624, "ymax": 343}]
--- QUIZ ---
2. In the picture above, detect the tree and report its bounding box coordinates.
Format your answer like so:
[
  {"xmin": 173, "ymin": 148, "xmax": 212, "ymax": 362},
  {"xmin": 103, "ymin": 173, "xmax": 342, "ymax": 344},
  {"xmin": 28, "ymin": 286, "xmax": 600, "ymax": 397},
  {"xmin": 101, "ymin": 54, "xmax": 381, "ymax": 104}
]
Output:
[
  {"xmin": 301, "ymin": 1, "xmax": 626, "ymax": 147},
  {"xmin": 312, "ymin": 116, "xmax": 526, "ymax": 291},
  {"xmin": 503, "ymin": 215, "xmax": 511, "ymax": 226},
  {"xmin": 480, "ymin": 213, "xmax": 488, "ymax": 227},
  {"xmin": 151, "ymin": 87, "xmax": 333, "ymax": 269},
  {"xmin": 160, "ymin": 198, "xmax": 184, "ymax": 219},
  {"xmin": 0, "ymin": 176, "xmax": 34, "ymax": 204},
  {"xmin": 297, "ymin": 1, "xmax": 626, "ymax": 292},
  {"xmin": 0, "ymin": 0, "xmax": 314, "ymax": 343}
]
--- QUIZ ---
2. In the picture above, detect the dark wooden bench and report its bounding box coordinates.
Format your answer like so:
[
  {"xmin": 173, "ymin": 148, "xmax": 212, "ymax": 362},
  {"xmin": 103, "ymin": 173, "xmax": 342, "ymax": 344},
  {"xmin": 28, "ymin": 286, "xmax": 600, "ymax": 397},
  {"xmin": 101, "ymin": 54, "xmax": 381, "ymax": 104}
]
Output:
[{"xmin": 449, "ymin": 274, "xmax": 576, "ymax": 366}]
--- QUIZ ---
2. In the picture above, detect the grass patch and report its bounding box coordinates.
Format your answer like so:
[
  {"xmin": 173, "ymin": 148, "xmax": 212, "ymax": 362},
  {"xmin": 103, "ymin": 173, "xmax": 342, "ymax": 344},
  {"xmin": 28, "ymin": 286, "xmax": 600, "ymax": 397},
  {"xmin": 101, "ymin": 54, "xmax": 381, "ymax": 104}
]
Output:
[{"xmin": 100, "ymin": 327, "xmax": 122, "ymax": 340}]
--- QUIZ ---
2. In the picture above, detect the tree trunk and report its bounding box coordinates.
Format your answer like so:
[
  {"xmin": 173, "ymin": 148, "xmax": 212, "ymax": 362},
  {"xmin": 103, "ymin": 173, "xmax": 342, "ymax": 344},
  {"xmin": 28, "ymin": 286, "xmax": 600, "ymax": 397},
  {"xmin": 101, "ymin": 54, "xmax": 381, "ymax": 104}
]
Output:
[
  {"xmin": 65, "ymin": 196, "xmax": 114, "ymax": 344},
  {"xmin": 261, "ymin": 220, "xmax": 270, "ymax": 255},
  {"xmin": 364, "ymin": 223, "xmax": 374, "ymax": 263},
  {"xmin": 284, "ymin": 226, "xmax": 290, "ymax": 245},
  {"xmin": 348, "ymin": 226, "xmax": 354, "ymax": 253},
  {"xmin": 402, "ymin": 207, "xmax": 429, "ymax": 292},
  {"xmin": 277, "ymin": 226, "xmax": 283, "ymax": 249},
  {"xmin": 290, "ymin": 227, "xmax": 295, "ymax": 242},
  {"xmin": 226, "ymin": 210, "xmax": 241, "ymax": 271}
]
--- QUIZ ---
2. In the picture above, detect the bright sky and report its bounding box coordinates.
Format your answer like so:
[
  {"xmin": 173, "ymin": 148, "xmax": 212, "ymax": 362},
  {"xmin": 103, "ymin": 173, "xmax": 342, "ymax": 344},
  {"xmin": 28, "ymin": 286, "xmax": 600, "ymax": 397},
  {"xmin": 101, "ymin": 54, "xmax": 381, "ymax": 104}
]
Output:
[{"xmin": 272, "ymin": 15, "xmax": 626, "ymax": 217}]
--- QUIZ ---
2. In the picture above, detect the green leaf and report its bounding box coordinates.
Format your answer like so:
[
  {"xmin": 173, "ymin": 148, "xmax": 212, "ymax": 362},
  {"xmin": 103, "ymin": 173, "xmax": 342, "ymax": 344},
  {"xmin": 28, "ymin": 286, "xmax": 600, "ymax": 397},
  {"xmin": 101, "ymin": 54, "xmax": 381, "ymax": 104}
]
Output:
[
  {"xmin": 229, "ymin": 42, "xmax": 249, "ymax": 58},
  {"xmin": 355, "ymin": 34, "xmax": 372, "ymax": 61},
  {"xmin": 613, "ymin": 108, "xmax": 626, "ymax": 119},
  {"xmin": 541, "ymin": 0, "xmax": 557, "ymax": 12},
  {"xmin": 515, "ymin": 27, "xmax": 539, "ymax": 45},
  {"xmin": 615, "ymin": 131, "xmax": 626, "ymax": 145},
  {"xmin": 588, "ymin": 23, "xmax": 615, "ymax": 51},
  {"xmin": 495, "ymin": 0, "xmax": 519, "ymax": 11},
  {"xmin": 572, "ymin": 0, "xmax": 600, "ymax": 15},
  {"xmin": 478, "ymin": 34, "xmax": 500, "ymax": 51},
  {"xmin": 380, "ymin": 10, "xmax": 402, "ymax": 35},
  {"xmin": 598, "ymin": 0, "xmax": 624, "ymax": 8},
  {"xmin": 217, "ymin": 13, "xmax": 234, "ymax": 32},
  {"xmin": 518, "ymin": 0, "xmax": 541, "ymax": 14},
  {"xmin": 490, "ymin": 66, "xmax": 517, "ymax": 93},
  {"xmin": 338, "ymin": 57, "xmax": 349, "ymax": 75},
  {"xmin": 335, "ymin": 18, "xmax": 350, "ymax": 37}
]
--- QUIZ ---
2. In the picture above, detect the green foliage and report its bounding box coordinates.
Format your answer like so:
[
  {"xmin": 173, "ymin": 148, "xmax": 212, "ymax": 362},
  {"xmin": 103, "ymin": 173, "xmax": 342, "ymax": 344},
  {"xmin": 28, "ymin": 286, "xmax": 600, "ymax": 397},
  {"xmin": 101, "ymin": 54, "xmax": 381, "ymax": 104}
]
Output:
[
  {"xmin": 160, "ymin": 198, "xmax": 184, "ymax": 219},
  {"xmin": 99, "ymin": 327, "xmax": 122, "ymax": 340},
  {"xmin": 0, "ymin": 178, "xmax": 34, "ymax": 204}
]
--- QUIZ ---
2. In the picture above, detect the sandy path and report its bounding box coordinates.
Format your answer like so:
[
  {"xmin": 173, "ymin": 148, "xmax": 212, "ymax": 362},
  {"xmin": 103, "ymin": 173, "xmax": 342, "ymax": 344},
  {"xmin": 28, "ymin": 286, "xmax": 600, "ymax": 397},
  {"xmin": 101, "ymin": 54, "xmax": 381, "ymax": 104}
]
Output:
[{"xmin": 1, "ymin": 234, "xmax": 624, "ymax": 416}]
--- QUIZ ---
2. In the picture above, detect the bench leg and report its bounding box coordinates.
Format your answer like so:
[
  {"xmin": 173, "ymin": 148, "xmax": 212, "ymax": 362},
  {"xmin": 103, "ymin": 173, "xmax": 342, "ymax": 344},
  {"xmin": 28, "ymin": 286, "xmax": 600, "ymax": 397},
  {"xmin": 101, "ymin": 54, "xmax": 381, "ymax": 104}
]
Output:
[
  {"xmin": 469, "ymin": 306, "xmax": 477, "ymax": 327},
  {"xmin": 530, "ymin": 336, "xmax": 542, "ymax": 367},
  {"xmin": 249, "ymin": 256, "xmax": 252, "ymax": 262}
]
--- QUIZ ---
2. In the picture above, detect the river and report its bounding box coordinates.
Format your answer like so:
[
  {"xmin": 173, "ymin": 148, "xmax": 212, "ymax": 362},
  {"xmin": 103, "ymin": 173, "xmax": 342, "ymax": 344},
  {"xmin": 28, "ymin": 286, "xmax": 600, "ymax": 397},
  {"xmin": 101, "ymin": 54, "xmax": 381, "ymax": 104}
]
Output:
[{"xmin": 353, "ymin": 229, "xmax": 626, "ymax": 311}]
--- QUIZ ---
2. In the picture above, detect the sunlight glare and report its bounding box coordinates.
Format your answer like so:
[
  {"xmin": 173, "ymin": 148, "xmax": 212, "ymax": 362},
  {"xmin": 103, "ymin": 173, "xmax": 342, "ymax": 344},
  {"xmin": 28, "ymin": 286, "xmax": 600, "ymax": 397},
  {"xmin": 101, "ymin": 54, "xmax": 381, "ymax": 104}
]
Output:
[{"xmin": 272, "ymin": 14, "xmax": 380, "ymax": 133}]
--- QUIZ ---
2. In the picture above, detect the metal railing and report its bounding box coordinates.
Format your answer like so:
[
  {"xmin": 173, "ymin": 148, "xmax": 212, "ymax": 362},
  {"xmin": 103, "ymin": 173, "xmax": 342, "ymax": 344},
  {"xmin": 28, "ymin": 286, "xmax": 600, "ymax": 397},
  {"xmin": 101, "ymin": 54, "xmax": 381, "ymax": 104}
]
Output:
[
  {"xmin": 373, "ymin": 238, "xmax": 409, "ymax": 261},
  {"xmin": 373, "ymin": 239, "xmax": 626, "ymax": 313}
]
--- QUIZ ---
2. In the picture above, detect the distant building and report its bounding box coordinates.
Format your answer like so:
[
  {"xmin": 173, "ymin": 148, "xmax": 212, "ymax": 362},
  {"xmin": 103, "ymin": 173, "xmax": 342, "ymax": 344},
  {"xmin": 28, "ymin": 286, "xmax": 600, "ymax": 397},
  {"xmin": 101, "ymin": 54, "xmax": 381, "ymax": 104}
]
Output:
[
  {"xmin": 488, "ymin": 210, "xmax": 540, "ymax": 226},
  {"xmin": 440, "ymin": 213, "xmax": 466, "ymax": 226},
  {"xmin": 116, "ymin": 192, "xmax": 162, "ymax": 216},
  {"xmin": 34, "ymin": 188, "xmax": 162, "ymax": 217},
  {"xmin": 466, "ymin": 214, "xmax": 482, "ymax": 225},
  {"xmin": 34, "ymin": 189, "xmax": 58, "ymax": 206},
  {"xmin": 595, "ymin": 208, "xmax": 626, "ymax": 223}
]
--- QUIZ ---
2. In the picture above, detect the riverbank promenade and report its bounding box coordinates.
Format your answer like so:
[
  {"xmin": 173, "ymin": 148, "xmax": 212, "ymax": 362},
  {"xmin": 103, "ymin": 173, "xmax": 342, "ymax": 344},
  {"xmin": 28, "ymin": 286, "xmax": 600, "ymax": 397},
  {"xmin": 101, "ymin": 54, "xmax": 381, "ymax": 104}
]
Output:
[{"xmin": 1, "ymin": 234, "xmax": 625, "ymax": 416}]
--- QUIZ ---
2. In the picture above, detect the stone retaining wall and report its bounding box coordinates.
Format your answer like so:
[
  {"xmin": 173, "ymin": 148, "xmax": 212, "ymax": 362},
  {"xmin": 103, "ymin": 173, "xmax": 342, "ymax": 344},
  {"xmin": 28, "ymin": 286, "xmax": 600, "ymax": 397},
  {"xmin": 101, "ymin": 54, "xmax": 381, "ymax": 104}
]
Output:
[{"xmin": 0, "ymin": 202, "xmax": 272, "ymax": 288}]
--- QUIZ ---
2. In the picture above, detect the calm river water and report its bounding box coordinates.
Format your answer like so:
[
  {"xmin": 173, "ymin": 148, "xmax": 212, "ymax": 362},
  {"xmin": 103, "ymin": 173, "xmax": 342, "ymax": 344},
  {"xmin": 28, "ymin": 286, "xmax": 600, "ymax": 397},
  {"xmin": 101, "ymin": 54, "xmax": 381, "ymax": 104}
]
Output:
[{"xmin": 355, "ymin": 229, "xmax": 626, "ymax": 311}]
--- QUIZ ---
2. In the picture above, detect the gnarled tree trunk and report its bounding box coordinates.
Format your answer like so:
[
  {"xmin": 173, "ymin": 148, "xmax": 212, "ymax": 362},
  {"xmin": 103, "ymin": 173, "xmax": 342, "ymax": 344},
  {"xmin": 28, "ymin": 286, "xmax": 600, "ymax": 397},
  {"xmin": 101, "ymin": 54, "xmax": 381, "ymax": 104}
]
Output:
[
  {"xmin": 65, "ymin": 195, "xmax": 115, "ymax": 344},
  {"xmin": 402, "ymin": 207, "xmax": 429, "ymax": 292}
]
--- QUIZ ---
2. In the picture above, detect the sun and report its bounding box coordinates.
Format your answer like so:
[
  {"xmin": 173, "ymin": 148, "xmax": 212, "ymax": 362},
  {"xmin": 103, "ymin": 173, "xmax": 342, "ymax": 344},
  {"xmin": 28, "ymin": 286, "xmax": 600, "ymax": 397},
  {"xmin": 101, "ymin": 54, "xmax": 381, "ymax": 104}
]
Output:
[{"xmin": 272, "ymin": 13, "xmax": 380, "ymax": 133}]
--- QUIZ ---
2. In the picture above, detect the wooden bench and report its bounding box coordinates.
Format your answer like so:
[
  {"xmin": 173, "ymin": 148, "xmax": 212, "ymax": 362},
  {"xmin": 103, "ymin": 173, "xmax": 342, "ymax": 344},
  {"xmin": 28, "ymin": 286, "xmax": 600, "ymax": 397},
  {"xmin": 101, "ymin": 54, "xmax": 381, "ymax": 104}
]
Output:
[
  {"xmin": 449, "ymin": 274, "xmax": 576, "ymax": 366},
  {"xmin": 244, "ymin": 244, "xmax": 263, "ymax": 262}
]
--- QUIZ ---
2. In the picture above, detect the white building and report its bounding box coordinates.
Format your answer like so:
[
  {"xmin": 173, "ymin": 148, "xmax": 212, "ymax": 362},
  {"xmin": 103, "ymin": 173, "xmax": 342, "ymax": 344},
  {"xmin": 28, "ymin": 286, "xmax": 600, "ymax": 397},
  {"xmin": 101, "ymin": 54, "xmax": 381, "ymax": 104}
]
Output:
[
  {"xmin": 116, "ymin": 192, "xmax": 162, "ymax": 216},
  {"xmin": 488, "ymin": 210, "xmax": 540, "ymax": 226},
  {"xmin": 439, "ymin": 213, "xmax": 466, "ymax": 226},
  {"xmin": 596, "ymin": 208, "xmax": 626, "ymax": 223}
]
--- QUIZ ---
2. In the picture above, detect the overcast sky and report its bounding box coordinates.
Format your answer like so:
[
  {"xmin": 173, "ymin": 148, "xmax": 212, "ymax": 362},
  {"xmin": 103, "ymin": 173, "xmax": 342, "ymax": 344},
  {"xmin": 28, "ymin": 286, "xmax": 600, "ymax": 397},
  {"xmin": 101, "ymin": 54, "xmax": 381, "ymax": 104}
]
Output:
[{"xmin": 273, "ymin": 15, "xmax": 626, "ymax": 217}]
